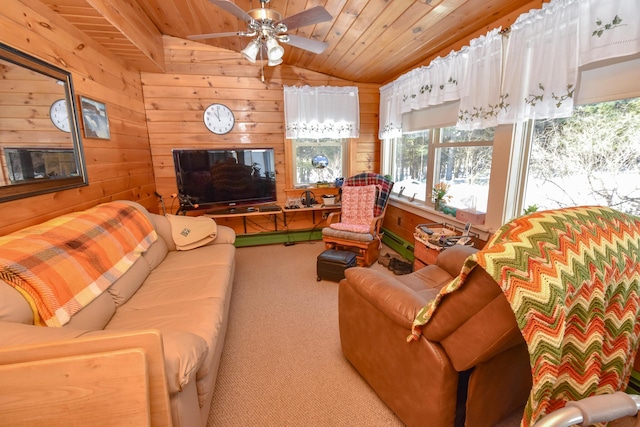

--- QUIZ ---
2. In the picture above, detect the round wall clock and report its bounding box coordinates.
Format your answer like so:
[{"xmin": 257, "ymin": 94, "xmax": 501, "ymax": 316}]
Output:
[
  {"xmin": 50, "ymin": 99, "xmax": 71, "ymax": 132},
  {"xmin": 204, "ymin": 103, "xmax": 235, "ymax": 135}
]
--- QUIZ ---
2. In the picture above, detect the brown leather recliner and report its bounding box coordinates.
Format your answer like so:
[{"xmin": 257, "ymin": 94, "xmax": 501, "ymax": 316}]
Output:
[{"xmin": 338, "ymin": 245, "xmax": 532, "ymax": 427}]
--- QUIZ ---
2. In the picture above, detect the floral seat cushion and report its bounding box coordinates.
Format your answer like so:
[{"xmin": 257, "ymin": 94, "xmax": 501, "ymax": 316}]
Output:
[{"xmin": 329, "ymin": 184, "xmax": 377, "ymax": 234}]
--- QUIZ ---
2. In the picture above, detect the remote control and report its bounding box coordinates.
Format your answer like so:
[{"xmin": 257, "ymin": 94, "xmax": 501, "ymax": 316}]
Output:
[{"xmin": 419, "ymin": 226, "xmax": 433, "ymax": 235}]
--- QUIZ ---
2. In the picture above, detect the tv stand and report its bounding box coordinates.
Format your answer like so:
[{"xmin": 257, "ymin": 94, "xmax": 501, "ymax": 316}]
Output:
[{"xmin": 204, "ymin": 205, "xmax": 283, "ymax": 233}]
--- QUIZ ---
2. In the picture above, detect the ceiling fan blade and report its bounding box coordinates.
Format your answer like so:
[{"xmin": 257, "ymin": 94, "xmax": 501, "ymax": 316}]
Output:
[
  {"xmin": 208, "ymin": 0, "xmax": 252, "ymax": 23},
  {"xmin": 278, "ymin": 6, "xmax": 332, "ymax": 31},
  {"xmin": 282, "ymin": 35, "xmax": 329, "ymax": 55},
  {"xmin": 187, "ymin": 31, "xmax": 248, "ymax": 40}
]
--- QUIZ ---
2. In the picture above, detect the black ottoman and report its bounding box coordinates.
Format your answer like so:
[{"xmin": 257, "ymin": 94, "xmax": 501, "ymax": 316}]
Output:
[{"xmin": 317, "ymin": 249, "xmax": 358, "ymax": 282}]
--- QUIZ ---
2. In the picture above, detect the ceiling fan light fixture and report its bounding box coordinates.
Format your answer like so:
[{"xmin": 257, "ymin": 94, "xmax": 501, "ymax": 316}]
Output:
[
  {"xmin": 266, "ymin": 38, "xmax": 285, "ymax": 60},
  {"xmin": 241, "ymin": 40, "xmax": 260, "ymax": 63},
  {"xmin": 267, "ymin": 57, "xmax": 283, "ymax": 67}
]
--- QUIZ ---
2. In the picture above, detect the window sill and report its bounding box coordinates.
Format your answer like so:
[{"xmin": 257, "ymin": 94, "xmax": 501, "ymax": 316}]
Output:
[{"xmin": 388, "ymin": 195, "xmax": 494, "ymax": 241}]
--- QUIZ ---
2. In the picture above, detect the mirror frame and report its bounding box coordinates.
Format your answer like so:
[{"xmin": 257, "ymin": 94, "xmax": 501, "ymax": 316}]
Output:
[{"xmin": 0, "ymin": 42, "xmax": 88, "ymax": 203}]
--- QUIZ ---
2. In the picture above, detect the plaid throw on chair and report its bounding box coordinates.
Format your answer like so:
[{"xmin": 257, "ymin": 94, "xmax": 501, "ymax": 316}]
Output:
[{"xmin": 343, "ymin": 173, "xmax": 393, "ymax": 217}]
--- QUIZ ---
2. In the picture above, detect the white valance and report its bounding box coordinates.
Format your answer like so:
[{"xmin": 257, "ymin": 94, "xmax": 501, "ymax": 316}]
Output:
[
  {"xmin": 284, "ymin": 85, "xmax": 359, "ymax": 139},
  {"xmin": 498, "ymin": 0, "xmax": 581, "ymax": 123},
  {"xmin": 379, "ymin": 0, "xmax": 640, "ymax": 136},
  {"xmin": 579, "ymin": 0, "xmax": 640, "ymax": 66},
  {"xmin": 457, "ymin": 28, "xmax": 504, "ymax": 130},
  {"xmin": 379, "ymin": 82, "xmax": 402, "ymax": 139}
]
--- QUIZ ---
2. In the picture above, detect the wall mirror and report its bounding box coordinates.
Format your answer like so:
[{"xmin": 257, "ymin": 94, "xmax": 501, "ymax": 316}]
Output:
[{"xmin": 0, "ymin": 42, "xmax": 87, "ymax": 203}]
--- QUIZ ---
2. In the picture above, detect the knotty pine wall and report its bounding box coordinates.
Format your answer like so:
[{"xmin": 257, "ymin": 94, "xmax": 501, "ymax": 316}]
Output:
[
  {"xmin": 0, "ymin": 0, "xmax": 156, "ymax": 235},
  {"xmin": 142, "ymin": 36, "xmax": 381, "ymax": 231}
]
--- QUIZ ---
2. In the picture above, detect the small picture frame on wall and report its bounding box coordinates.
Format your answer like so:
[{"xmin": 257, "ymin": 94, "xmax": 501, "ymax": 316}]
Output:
[{"xmin": 80, "ymin": 96, "xmax": 110, "ymax": 139}]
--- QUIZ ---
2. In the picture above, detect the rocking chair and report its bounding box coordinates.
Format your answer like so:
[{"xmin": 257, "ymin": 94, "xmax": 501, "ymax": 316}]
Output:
[{"xmin": 322, "ymin": 173, "xmax": 394, "ymax": 267}]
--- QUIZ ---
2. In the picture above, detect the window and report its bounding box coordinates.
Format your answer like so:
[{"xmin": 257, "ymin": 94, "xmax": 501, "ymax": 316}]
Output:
[
  {"xmin": 434, "ymin": 127, "xmax": 494, "ymax": 213},
  {"xmin": 522, "ymin": 97, "xmax": 640, "ymax": 216},
  {"xmin": 384, "ymin": 127, "xmax": 494, "ymax": 213},
  {"xmin": 388, "ymin": 130, "xmax": 429, "ymax": 201},
  {"xmin": 291, "ymin": 138, "xmax": 347, "ymax": 187}
]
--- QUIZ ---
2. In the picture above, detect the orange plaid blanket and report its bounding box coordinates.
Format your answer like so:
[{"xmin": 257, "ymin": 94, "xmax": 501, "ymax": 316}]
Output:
[{"xmin": 0, "ymin": 202, "xmax": 157, "ymax": 327}]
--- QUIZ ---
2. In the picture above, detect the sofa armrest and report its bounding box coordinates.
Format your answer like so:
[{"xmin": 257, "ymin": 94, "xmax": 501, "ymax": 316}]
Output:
[
  {"xmin": 342, "ymin": 268, "xmax": 427, "ymax": 329},
  {"xmin": 207, "ymin": 224, "xmax": 236, "ymax": 245},
  {"xmin": 0, "ymin": 328, "xmax": 172, "ymax": 426}
]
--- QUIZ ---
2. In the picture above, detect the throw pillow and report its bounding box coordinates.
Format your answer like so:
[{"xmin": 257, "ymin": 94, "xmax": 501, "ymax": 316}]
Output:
[{"xmin": 166, "ymin": 215, "xmax": 217, "ymax": 250}]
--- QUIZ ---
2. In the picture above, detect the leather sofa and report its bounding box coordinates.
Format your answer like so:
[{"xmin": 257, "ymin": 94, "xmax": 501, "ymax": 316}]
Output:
[
  {"xmin": 338, "ymin": 245, "xmax": 532, "ymax": 427},
  {"xmin": 0, "ymin": 200, "xmax": 236, "ymax": 427}
]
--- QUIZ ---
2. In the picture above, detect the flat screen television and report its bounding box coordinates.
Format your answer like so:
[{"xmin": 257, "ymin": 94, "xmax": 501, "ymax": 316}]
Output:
[{"xmin": 173, "ymin": 148, "xmax": 277, "ymax": 210}]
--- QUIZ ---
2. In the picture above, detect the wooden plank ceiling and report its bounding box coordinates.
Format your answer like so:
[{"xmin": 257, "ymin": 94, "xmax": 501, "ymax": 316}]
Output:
[{"xmin": 39, "ymin": 0, "xmax": 543, "ymax": 84}]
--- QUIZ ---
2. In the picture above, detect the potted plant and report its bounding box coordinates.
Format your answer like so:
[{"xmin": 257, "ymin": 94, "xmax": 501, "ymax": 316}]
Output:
[{"xmin": 432, "ymin": 181, "xmax": 452, "ymax": 211}]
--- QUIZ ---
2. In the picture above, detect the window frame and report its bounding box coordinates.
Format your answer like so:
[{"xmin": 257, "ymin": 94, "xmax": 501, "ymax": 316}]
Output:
[
  {"xmin": 289, "ymin": 138, "xmax": 348, "ymax": 188},
  {"xmin": 383, "ymin": 127, "xmax": 496, "ymax": 224}
]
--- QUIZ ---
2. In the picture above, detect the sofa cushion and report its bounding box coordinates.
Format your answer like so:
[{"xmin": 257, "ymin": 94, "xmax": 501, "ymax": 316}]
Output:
[
  {"xmin": 396, "ymin": 265, "xmax": 455, "ymax": 301},
  {"xmin": 126, "ymin": 266, "xmax": 233, "ymax": 309},
  {"xmin": 152, "ymin": 214, "xmax": 177, "ymax": 252},
  {"xmin": 105, "ymin": 298, "xmax": 228, "ymax": 390},
  {"xmin": 63, "ymin": 291, "xmax": 117, "ymax": 330},
  {"xmin": 0, "ymin": 281, "xmax": 33, "ymax": 324},
  {"xmin": 142, "ymin": 237, "xmax": 169, "ymax": 271},
  {"xmin": 322, "ymin": 227, "xmax": 374, "ymax": 242},
  {"xmin": 121, "ymin": 245, "xmax": 235, "ymax": 310},
  {"xmin": 107, "ymin": 255, "xmax": 152, "ymax": 307}
]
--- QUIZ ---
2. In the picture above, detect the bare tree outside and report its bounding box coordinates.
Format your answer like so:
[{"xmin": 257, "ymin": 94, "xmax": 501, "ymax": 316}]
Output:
[{"xmin": 524, "ymin": 97, "xmax": 640, "ymax": 216}]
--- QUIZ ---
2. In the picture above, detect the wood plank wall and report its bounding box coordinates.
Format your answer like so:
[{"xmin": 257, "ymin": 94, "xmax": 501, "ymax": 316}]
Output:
[
  {"xmin": 142, "ymin": 36, "xmax": 380, "ymax": 232},
  {"xmin": 0, "ymin": 0, "xmax": 156, "ymax": 235}
]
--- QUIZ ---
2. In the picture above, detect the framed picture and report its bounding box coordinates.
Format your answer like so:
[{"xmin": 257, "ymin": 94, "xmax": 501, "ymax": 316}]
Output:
[{"xmin": 80, "ymin": 96, "xmax": 110, "ymax": 139}]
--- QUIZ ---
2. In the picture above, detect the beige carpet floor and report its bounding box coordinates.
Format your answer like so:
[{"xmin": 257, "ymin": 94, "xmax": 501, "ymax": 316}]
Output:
[
  {"xmin": 206, "ymin": 241, "xmax": 404, "ymax": 426},
  {"xmin": 206, "ymin": 241, "xmax": 527, "ymax": 426}
]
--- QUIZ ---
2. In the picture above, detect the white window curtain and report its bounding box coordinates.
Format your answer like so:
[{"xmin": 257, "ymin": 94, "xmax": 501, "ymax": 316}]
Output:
[
  {"xmin": 498, "ymin": 0, "xmax": 581, "ymax": 124},
  {"xmin": 456, "ymin": 28, "xmax": 504, "ymax": 130},
  {"xmin": 399, "ymin": 50, "xmax": 466, "ymax": 114},
  {"xmin": 579, "ymin": 0, "xmax": 640, "ymax": 66},
  {"xmin": 379, "ymin": 49, "xmax": 466, "ymax": 138},
  {"xmin": 379, "ymin": 82, "xmax": 402, "ymax": 140},
  {"xmin": 284, "ymin": 85, "xmax": 359, "ymax": 139}
]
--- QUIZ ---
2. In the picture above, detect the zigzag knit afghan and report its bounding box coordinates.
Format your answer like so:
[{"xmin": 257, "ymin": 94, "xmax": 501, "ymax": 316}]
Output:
[{"xmin": 410, "ymin": 206, "xmax": 640, "ymax": 426}]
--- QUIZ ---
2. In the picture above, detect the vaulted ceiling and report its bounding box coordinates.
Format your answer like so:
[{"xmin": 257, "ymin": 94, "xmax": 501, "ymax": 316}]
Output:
[{"xmin": 39, "ymin": 0, "xmax": 544, "ymax": 84}]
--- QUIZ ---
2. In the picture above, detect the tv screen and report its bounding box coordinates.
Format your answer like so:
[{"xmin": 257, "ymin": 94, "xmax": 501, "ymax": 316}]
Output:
[{"xmin": 173, "ymin": 148, "xmax": 277, "ymax": 209}]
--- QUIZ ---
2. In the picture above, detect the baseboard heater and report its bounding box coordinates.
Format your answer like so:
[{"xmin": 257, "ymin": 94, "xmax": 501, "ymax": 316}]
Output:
[{"xmin": 380, "ymin": 228, "xmax": 414, "ymax": 261}]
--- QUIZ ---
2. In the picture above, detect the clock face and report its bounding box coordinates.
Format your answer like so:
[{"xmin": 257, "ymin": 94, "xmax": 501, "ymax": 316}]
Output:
[
  {"xmin": 204, "ymin": 103, "xmax": 235, "ymax": 135},
  {"xmin": 50, "ymin": 99, "xmax": 71, "ymax": 132}
]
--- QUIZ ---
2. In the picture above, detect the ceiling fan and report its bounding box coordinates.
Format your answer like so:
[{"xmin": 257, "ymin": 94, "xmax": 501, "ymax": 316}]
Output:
[{"xmin": 188, "ymin": 0, "xmax": 332, "ymax": 66}]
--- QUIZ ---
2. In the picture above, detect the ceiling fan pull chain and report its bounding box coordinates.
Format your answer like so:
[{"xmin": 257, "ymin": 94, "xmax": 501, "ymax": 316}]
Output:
[{"xmin": 260, "ymin": 46, "xmax": 265, "ymax": 83}]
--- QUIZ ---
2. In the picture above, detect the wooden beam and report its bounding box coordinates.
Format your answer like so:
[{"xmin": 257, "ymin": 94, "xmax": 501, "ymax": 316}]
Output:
[{"xmin": 40, "ymin": 0, "xmax": 165, "ymax": 72}]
